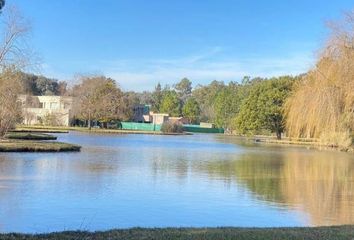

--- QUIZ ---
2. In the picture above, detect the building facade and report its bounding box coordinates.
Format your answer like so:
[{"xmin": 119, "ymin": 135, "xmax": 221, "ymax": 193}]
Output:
[
  {"xmin": 132, "ymin": 105, "xmax": 171, "ymax": 125},
  {"xmin": 19, "ymin": 95, "xmax": 73, "ymax": 126},
  {"xmin": 132, "ymin": 104, "xmax": 150, "ymax": 122}
]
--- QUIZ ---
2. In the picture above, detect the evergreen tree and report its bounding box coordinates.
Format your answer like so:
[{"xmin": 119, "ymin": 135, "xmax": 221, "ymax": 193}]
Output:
[
  {"xmin": 160, "ymin": 90, "xmax": 181, "ymax": 117},
  {"xmin": 151, "ymin": 82, "xmax": 162, "ymax": 112},
  {"xmin": 182, "ymin": 97, "xmax": 200, "ymax": 124}
]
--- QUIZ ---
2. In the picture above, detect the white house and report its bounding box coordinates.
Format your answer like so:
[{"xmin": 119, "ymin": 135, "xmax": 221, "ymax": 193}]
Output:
[{"xmin": 19, "ymin": 95, "xmax": 73, "ymax": 126}]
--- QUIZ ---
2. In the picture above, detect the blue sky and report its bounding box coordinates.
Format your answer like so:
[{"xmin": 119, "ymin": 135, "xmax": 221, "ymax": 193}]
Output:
[{"xmin": 9, "ymin": 0, "xmax": 354, "ymax": 91}]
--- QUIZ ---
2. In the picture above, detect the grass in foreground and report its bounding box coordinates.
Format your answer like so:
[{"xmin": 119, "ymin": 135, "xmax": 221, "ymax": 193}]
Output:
[
  {"xmin": 0, "ymin": 140, "xmax": 81, "ymax": 152},
  {"xmin": 1, "ymin": 226, "xmax": 353, "ymax": 240},
  {"xmin": 5, "ymin": 132, "xmax": 57, "ymax": 140}
]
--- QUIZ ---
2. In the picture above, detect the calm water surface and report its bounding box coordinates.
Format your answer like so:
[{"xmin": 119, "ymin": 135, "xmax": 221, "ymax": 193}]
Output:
[{"xmin": 0, "ymin": 132, "xmax": 353, "ymax": 233}]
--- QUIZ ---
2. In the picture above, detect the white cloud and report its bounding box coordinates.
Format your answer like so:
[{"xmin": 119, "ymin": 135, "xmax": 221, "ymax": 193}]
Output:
[
  {"xmin": 103, "ymin": 52, "xmax": 315, "ymax": 91},
  {"xmin": 41, "ymin": 47, "xmax": 316, "ymax": 91}
]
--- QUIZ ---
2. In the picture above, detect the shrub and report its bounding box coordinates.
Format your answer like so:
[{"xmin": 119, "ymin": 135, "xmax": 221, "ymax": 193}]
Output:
[
  {"xmin": 43, "ymin": 113, "xmax": 63, "ymax": 126},
  {"xmin": 161, "ymin": 121, "xmax": 183, "ymax": 133}
]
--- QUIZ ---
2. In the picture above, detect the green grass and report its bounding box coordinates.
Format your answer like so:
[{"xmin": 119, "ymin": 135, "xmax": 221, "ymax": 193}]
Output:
[
  {"xmin": 0, "ymin": 140, "xmax": 81, "ymax": 152},
  {"xmin": 5, "ymin": 132, "xmax": 57, "ymax": 140},
  {"xmin": 0, "ymin": 226, "xmax": 353, "ymax": 240}
]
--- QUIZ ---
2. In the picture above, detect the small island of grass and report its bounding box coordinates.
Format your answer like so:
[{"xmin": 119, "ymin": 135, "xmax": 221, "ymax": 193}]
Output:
[
  {"xmin": 13, "ymin": 128, "xmax": 69, "ymax": 133},
  {"xmin": 0, "ymin": 139, "xmax": 81, "ymax": 152},
  {"xmin": 5, "ymin": 132, "xmax": 58, "ymax": 140},
  {"xmin": 0, "ymin": 129, "xmax": 81, "ymax": 152}
]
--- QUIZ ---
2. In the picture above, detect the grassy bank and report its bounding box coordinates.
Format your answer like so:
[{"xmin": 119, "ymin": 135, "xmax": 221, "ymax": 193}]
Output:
[
  {"xmin": 226, "ymin": 134, "xmax": 354, "ymax": 152},
  {"xmin": 1, "ymin": 226, "xmax": 353, "ymax": 240},
  {"xmin": 0, "ymin": 140, "xmax": 81, "ymax": 152},
  {"xmin": 5, "ymin": 132, "xmax": 57, "ymax": 140},
  {"xmin": 16, "ymin": 125, "xmax": 191, "ymax": 136},
  {"xmin": 252, "ymin": 136, "xmax": 354, "ymax": 152}
]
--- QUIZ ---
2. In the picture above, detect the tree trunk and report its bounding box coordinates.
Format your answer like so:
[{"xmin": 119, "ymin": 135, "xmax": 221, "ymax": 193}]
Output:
[
  {"xmin": 88, "ymin": 113, "xmax": 92, "ymax": 130},
  {"xmin": 276, "ymin": 130, "xmax": 281, "ymax": 140}
]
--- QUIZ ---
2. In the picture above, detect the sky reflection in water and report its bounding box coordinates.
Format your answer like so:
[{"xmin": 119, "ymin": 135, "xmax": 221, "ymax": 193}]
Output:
[{"xmin": 0, "ymin": 132, "xmax": 353, "ymax": 233}]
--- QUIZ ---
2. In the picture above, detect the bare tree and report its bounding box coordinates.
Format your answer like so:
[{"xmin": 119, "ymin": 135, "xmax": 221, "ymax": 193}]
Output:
[
  {"xmin": 0, "ymin": 6, "xmax": 32, "ymax": 137},
  {"xmin": 72, "ymin": 75, "xmax": 125, "ymax": 129},
  {"xmin": 0, "ymin": 69, "xmax": 23, "ymax": 136},
  {"xmin": 0, "ymin": 6, "xmax": 32, "ymax": 70}
]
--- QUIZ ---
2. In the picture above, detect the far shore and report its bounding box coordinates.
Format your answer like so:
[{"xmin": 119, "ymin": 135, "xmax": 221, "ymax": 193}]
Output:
[
  {"xmin": 0, "ymin": 226, "xmax": 353, "ymax": 240},
  {"xmin": 13, "ymin": 125, "xmax": 354, "ymax": 152},
  {"xmin": 224, "ymin": 134, "xmax": 354, "ymax": 152},
  {"xmin": 16, "ymin": 125, "xmax": 192, "ymax": 136},
  {"xmin": 253, "ymin": 136, "xmax": 354, "ymax": 152}
]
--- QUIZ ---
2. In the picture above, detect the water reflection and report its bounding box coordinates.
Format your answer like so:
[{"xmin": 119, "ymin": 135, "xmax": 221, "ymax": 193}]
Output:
[
  {"xmin": 195, "ymin": 138, "xmax": 354, "ymax": 226},
  {"xmin": 0, "ymin": 132, "xmax": 353, "ymax": 232}
]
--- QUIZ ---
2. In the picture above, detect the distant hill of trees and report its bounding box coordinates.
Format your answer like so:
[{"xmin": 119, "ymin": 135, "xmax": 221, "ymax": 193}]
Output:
[{"xmin": 19, "ymin": 72, "xmax": 67, "ymax": 96}]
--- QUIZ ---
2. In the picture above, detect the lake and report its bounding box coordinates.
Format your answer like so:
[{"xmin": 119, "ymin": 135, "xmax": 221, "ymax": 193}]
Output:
[{"xmin": 0, "ymin": 132, "xmax": 353, "ymax": 233}]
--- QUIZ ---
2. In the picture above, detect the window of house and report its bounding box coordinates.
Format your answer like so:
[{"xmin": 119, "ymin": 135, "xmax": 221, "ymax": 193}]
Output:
[{"xmin": 50, "ymin": 102, "xmax": 59, "ymax": 109}]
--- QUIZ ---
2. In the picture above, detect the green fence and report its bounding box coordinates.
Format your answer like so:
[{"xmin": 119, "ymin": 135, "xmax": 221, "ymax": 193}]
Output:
[
  {"xmin": 120, "ymin": 122, "xmax": 161, "ymax": 131},
  {"xmin": 183, "ymin": 125, "xmax": 224, "ymax": 134},
  {"xmin": 120, "ymin": 122, "xmax": 224, "ymax": 134}
]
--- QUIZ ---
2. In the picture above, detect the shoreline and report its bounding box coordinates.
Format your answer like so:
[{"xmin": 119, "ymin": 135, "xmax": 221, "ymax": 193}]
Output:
[
  {"xmin": 225, "ymin": 134, "xmax": 354, "ymax": 152},
  {"xmin": 255, "ymin": 137, "xmax": 354, "ymax": 152},
  {"xmin": 1, "ymin": 226, "xmax": 353, "ymax": 240},
  {"xmin": 16, "ymin": 125, "xmax": 192, "ymax": 136}
]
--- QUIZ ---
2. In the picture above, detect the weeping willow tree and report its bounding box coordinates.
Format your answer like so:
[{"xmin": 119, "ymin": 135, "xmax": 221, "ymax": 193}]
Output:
[{"xmin": 285, "ymin": 11, "xmax": 354, "ymax": 147}]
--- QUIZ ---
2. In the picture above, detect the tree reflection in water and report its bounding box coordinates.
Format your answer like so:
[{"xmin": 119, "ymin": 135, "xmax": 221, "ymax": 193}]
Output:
[{"xmin": 197, "ymin": 148, "xmax": 354, "ymax": 226}]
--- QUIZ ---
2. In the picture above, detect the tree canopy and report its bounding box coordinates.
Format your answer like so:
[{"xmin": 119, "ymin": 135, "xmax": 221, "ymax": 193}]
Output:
[
  {"xmin": 72, "ymin": 76, "xmax": 124, "ymax": 128},
  {"xmin": 19, "ymin": 72, "xmax": 67, "ymax": 96},
  {"xmin": 160, "ymin": 90, "xmax": 181, "ymax": 117},
  {"xmin": 192, "ymin": 80, "xmax": 225, "ymax": 122},
  {"xmin": 213, "ymin": 83, "xmax": 243, "ymax": 129},
  {"xmin": 236, "ymin": 76, "xmax": 296, "ymax": 139},
  {"xmin": 0, "ymin": 69, "xmax": 22, "ymax": 136},
  {"xmin": 151, "ymin": 82, "xmax": 163, "ymax": 112},
  {"xmin": 175, "ymin": 77, "xmax": 192, "ymax": 103},
  {"xmin": 182, "ymin": 97, "xmax": 200, "ymax": 124}
]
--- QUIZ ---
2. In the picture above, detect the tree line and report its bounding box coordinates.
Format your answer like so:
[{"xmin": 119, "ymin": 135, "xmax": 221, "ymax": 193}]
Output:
[
  {"xmin": 14, "ymin": 72, "xmax": 300, "ymax": 140},
  {"xmin": 131, "ymin": 75, "xmax": 300, "ymax": 140}
]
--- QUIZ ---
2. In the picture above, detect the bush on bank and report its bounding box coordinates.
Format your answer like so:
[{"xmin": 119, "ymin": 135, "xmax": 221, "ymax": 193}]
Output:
[{"xmin": 161, "ymin": 122, "xmax": 184, "ymax": 133}]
